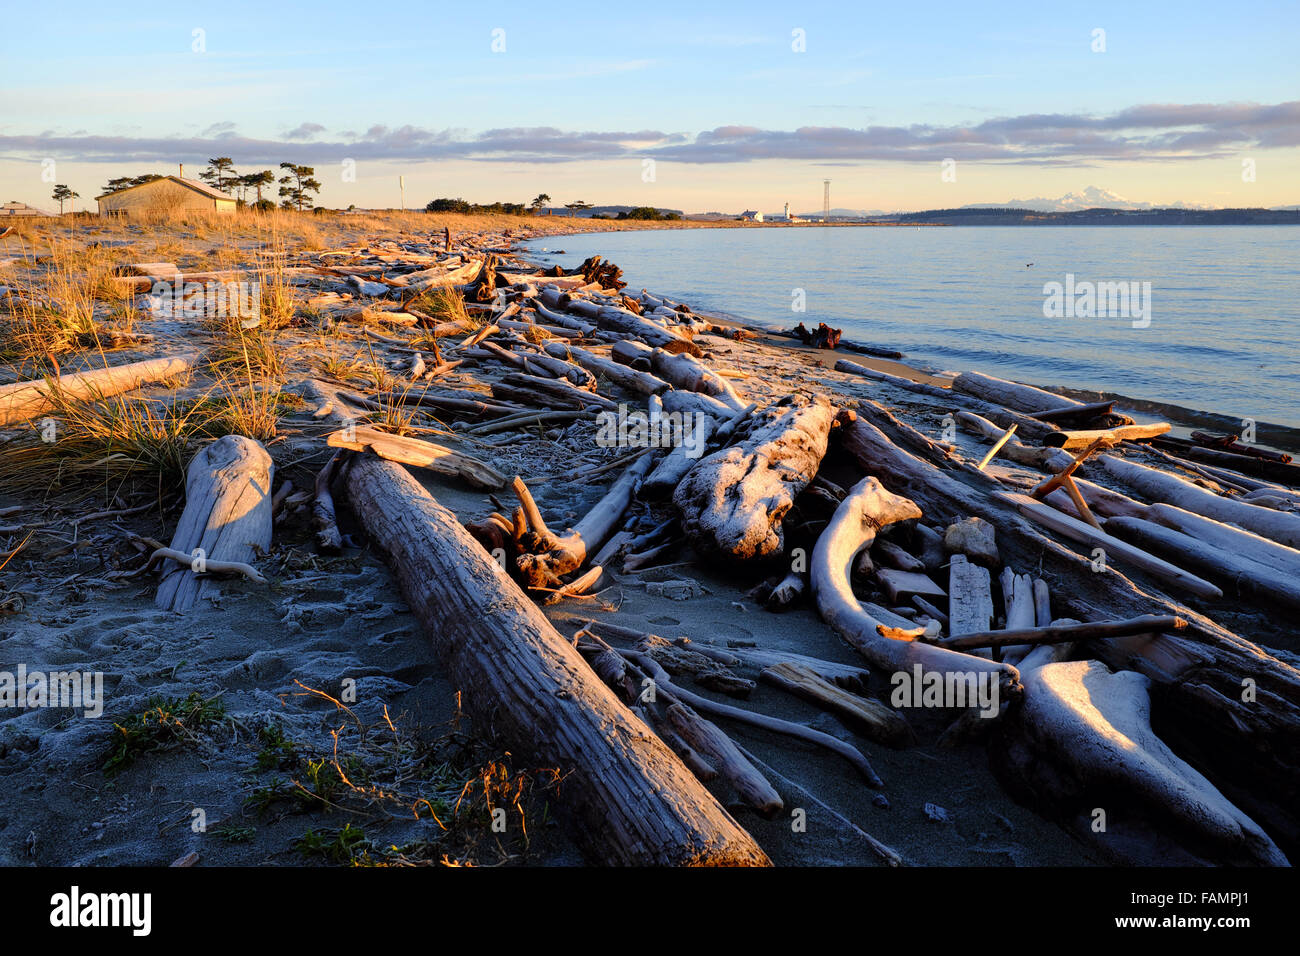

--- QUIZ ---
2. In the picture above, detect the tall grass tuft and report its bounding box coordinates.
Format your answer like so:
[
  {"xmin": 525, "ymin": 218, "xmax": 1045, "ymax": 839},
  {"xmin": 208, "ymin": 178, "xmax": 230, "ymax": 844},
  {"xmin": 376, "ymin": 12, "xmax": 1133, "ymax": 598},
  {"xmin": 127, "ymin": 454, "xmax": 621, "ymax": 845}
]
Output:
[
  {"xmin": 0, "ymin": 372, "xmax": 286, "ymax": 499},
  {"xmin": 0, "ymin": 240, "xmax": 136, "ymax": 364}
]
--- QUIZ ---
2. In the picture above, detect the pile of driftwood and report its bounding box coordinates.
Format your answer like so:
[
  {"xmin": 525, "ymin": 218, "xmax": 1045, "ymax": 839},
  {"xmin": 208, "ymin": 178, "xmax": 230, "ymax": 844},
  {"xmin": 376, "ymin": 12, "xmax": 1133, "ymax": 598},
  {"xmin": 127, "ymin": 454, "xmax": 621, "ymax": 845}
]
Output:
[{"xmin": 11, "ymin": 229, "xmax": 1298, "ymax": 867}]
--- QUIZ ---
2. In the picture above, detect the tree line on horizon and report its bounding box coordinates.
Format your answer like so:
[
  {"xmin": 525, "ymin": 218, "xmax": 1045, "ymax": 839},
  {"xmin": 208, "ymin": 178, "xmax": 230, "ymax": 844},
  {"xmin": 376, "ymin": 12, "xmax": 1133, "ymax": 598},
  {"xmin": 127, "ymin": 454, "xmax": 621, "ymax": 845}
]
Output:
[
  {"xmin": 66, "ymin": 161, "xmax": 684, "ymax": 218},
  {"xmin": 425, "ymin": 195, "xmax": 681, "ymax": 220}
]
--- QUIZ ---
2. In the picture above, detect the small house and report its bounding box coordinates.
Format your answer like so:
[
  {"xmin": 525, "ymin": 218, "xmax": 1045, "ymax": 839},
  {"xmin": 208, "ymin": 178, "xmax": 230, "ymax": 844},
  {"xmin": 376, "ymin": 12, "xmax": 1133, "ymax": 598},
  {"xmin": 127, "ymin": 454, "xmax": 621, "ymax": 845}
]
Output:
[{"xmin": 97, "ymin": 176, "xmax": 236, "ymax": 216}]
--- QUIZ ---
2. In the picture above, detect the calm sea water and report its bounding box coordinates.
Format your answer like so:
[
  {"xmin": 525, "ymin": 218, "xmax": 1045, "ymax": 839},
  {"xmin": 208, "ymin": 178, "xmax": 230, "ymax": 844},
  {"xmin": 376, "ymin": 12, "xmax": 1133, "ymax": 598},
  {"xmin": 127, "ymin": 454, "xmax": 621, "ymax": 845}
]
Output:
[{"xmin": 523, "ymin": 226, "xmax": 1300, "ymax": 429}]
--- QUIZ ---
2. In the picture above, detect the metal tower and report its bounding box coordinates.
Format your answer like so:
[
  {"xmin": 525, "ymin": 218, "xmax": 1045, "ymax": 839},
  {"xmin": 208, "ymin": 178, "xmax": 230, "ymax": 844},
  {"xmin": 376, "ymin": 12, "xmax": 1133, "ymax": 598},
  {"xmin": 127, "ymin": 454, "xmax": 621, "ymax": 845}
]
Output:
[{"xmin": 823, "ymin": 180, "xmax": 831, "ymax": 221}]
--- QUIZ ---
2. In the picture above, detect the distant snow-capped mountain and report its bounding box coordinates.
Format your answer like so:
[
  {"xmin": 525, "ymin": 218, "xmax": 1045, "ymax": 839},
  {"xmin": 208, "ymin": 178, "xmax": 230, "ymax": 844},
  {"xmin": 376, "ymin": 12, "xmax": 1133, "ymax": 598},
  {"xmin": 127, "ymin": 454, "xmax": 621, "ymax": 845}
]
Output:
[
  {"xmin": 786, "ymin": 188, "xmax": 1223, "ymax": 218},
  {"xmin": 960, "ymin": 186, "xmax": 1215, "ymax": 212}
]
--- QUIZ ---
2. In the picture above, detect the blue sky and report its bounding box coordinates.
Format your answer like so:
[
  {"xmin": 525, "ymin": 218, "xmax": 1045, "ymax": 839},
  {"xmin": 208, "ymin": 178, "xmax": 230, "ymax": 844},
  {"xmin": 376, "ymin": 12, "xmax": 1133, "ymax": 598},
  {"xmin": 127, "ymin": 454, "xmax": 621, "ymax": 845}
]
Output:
[{"xmin": 2, "ymin": 0, "xmax": 1297, "ymax": 211}]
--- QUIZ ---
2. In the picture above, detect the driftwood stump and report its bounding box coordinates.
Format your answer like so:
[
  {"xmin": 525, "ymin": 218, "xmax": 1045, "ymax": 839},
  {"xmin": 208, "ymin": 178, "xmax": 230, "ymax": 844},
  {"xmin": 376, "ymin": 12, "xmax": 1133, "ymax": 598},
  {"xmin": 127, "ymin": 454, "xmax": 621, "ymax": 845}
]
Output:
[
  {"xmin": 995, "ymin": 656, "xmax": 1287, "ymax": 866},
  {"xmin": 156, "ymin": 435, "xmax": 273, "ymax": 611},
  {"xmin": 673, "ymin": 394, "xmax": 834, "ymax": 562}
]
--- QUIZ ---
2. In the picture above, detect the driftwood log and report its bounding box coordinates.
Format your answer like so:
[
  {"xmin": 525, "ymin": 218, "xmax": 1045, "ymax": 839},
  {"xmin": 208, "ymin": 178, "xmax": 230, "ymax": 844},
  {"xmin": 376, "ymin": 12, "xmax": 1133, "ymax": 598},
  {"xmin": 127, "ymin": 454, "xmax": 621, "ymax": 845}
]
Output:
[
  {"xmin": 940, "ymin": 614, "xmax": 1187, "ymax": 651},
  {"xmin": 1100, "ymin": 455, "xmax": 1300, "ymax": 550},
  {"xmin": 1028, "ymin": 399, "xmax": 1118, "ymax": 424},
  {"xmin": 954, "ymin": 410, "xmax": 1065, "ymax": 469},
  {"xmin": 640, "ymin": 416, "xmax": 716, "ymax": 500},
  {"xmin": 327, "ymin": 426, "xmax": 506, "ymax": 490},
  {"xmin": 1042, "ymin": 422, "xmax": 1171, "ymax": 450},
  {"xmin": 539, "ymin": 286, "xmax": 700, "ymax": 356},
  {"xmin": 810, "ymin": 476, "xmax": 1020, "ymax": 697},
  {"xmin": 952, "ymin": 371, "xmax": 1082, "ymax": 414},
  {"xmin": 344, "ymin": 457, "xmax": 769, "ymax": 865},
  {"xmin": 760, "ymin": 661, "xmax": 915, "ymax": 747},
  {"xmin": 1144, "ymin": 503, "xmax": 1300, "ymax": 580},
  {"xmin": 995, "ymin": 653, "xmax": 1288, "ymax": 866},
  {"xmin": 542, "ymin": 342, "xmax": 670, "ymax": 397},
  {"xmin": 0, "ymin": 353, "xmax": 196, "ymax": 427},
  {"xmin": 1105, "ymin": 516, "xmax": 1300, "ymax": 612},
  {"xmin": 834, "ymin": 363, "xmax": 1060, "ymax": 442},
  {"xmin": 1151, "ymin": 436, "xmax": 1300, "ymax": 485},
  {"xmin": 673, "ymin": 395, "xmax": 834, "ymax": 562},
  {"xmin": 156, "ymin": 435, "xmax": 273, "ymax": 612},
  {"xmin": 613, "ymin": 341, "xmax": 748, "ymax": 411},
  {"xmin": 999, "ymin": 492, "xmax": 1223, "ymax": 601},
  {"xmin": 312, "ymin": 451, "xmax": 344, "ymax": 552}
]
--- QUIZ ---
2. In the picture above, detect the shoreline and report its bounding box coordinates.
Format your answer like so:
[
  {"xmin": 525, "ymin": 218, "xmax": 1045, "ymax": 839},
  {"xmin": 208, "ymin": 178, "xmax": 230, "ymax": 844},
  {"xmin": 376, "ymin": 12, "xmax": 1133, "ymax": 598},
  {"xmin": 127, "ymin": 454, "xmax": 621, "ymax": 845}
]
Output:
[{"xmin": 515, "ymin": 230, "xmax": 1300, "ymax": 454}]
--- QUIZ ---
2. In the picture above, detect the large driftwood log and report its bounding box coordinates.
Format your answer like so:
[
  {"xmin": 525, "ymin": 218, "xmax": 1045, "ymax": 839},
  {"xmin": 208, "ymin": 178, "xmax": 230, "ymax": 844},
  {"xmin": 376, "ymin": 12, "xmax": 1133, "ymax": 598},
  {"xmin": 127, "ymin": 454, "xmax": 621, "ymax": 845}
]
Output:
[
  {"xmin": 401, "ymin": 259, "xmax": 482, "ymax": 291},
  {"xmin": 838, "ymin": 416, "xmax": 1300, "ymax": 849},
  {"xmin": 1100, "ymin": 455, "xmax": 1300, "ymax": 550},
  {"xmin": 952, "ymin": 371, "xmax": 1082, "ymax": 414},
  {"xmin": 156, "ymin": 435, "xmax": 273, "ymax": 612},
  {"xmin": 0, "ymin": 353, "xmax": 197, "ymax": 426},
  {"xmin": 344, "ymin": 457, "xmax": 769, "ymax": 865},
  {"xmin": 673, "ymin": 395, "xmax": 834, "ymax": 562},
  {"xmin": 834, "ymin": 359, "xmax": 951, "ymax": 396},
  {"xmin": 1000, "ymin": 492, "xmax": 1223, "ymax": 600},
  {"xmin": 503, "ymin": 273, "xmax": 590, "ymax": 290},
  {"xmin": 531, "ymin": 299, "xmax": 599, "ymax": 335},
  {"xmin": 1145, "ymin": 503, "xmax": 1300, "ymax": 580},
  {"xmin": 1028, "ymin": 399, "xmax": 1118, "ymax": 424},
  {"xmin": 995, "ymin": 656, "xmax": 1288, "ymax": 866},
  {"xmin": 810, "ymin": 476, "xmax": 1021, "ymax": 701},
  {"xmin": 1105, "ymin": 516, "xmax": 1300, "ymax": 612},
  {"xmin": 1042, "ymin": 422, "xmax": 1171, "ymax": 450}
]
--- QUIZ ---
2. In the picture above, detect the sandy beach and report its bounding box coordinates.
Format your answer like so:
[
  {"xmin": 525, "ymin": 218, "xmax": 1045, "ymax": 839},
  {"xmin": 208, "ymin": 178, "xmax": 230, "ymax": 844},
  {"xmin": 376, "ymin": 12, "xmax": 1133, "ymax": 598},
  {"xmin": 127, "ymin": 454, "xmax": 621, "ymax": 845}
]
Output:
[{"xmin": 1, "ymin": 210, "xmax": 1295, "ymax": 868}]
